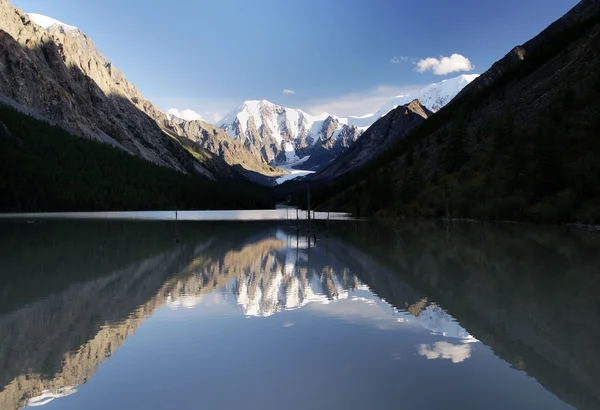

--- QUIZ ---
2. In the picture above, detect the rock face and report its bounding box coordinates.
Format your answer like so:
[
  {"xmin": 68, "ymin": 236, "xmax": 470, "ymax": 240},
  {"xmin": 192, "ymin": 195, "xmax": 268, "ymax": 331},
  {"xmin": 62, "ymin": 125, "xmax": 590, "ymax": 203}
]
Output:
[
  {"xmin": 163, "ymin": 117, "xmax": 282, "ymax": 179},
  {"xmin": 217, "ymin": 100, "xmax": 363, "ymax": 170},
  {"xmin": 312, "ymin": 100, "xmax": 432, "ymax": 180},
  {"xmin": 0, "ymin": 2, "xmax": 271, "ymax": 179}
]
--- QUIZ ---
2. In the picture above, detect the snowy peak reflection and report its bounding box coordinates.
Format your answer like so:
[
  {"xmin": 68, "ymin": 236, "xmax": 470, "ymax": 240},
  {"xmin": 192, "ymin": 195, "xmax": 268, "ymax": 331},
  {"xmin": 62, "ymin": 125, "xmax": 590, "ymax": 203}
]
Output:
[
  {"xmin": 406, "ymin": 298, "xmax": 477, "ymax": 342},
  {"xmin": 165, "ymin": 229, "xmax": 476, "ymax": 345},
  {"xmin": 26, "ymin": 387, "xmax": 77, "ymax": 407},
  {"xmin": 234, "ymin": 230, "xmax": 358, "ymax": 317},
  {"xmin": 165, "ymin": 230, "xmax": 361, "ymax": 317}
]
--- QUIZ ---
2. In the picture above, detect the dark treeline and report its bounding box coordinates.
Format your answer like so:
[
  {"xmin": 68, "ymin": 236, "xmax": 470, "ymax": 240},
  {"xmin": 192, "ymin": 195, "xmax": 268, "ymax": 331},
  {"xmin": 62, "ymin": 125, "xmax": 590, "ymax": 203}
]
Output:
[{"xmin": 0, "ymin": 103, "xmax": 274, "ymax": 212}]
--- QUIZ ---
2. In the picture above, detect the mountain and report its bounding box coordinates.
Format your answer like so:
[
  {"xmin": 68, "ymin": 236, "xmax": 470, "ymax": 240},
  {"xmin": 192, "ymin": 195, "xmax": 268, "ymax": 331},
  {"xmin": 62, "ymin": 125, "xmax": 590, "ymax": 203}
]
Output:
[
  {"xmin": 25, "ymin": 11, "xmax": 279, "ymax": 180},
  {"xmin": 0, "ymin": 103, "xmax": 274, "ymax": 211},
  {"xmin": 166, "ymin": 108, "xmax": 204, "ymax": 122},
  {"xmin": 305, "ymin": 0, "xmax": 600, "ymax": 224},
  {"xmin": 27, "ymin": 13, "xmax": 78, "ymax": 33},
  {"xmin": 162, "ymin": 117, "xmax": 283, "ymax": 184},
  {"xmin": 0, "ymin": 3, "xmax": 275, "ymax": 210},
  {"xmin": 212, "ymin": 77, "xmax": 475, "ymax": 172},
  {"xmin": 311, "ymin": 100, "xmax": 432, "ymax": 180},
  {"xmin": 0, "ymin": 6, "xmax": 198, "ymax": 172},
  {"xmin": 377, "ymin": 74, "xmax": 479, "ymax": 115},
  {"xmin": 347, "ymin": 74, "xmax": 479, "ymax": 128},
  {"xmin": 216, "ymin": 100, "xmax": 363, "ymax": 170}
]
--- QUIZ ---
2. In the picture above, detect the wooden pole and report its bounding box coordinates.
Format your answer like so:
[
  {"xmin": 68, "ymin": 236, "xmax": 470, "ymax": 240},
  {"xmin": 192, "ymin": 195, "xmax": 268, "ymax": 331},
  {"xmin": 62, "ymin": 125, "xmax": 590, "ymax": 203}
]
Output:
[
  {"xmin": 307, "ymin": 185, "xmax": 311, "ymax": 232},
  {"xmin": 307, "ymin": 186, "xmax": 311, "ymax": 219}
]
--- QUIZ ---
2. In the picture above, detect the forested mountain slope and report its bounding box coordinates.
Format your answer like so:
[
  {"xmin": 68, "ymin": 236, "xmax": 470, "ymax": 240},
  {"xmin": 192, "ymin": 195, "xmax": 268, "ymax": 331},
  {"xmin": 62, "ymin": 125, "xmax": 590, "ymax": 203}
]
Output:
[
  {"xmin": 0, "ymin": 103, "xmax": 273, "ymax": 211},
  {"xmin": 309, "ymin": 100, "xmax": 432, "ymax": 180},
  {"xmin": 0, "ymin": 0, "xmax": 278, "ymax": 188},
  {"xmin": 307, "ymin": 0, "xmax": 600, "ymax": 224}
]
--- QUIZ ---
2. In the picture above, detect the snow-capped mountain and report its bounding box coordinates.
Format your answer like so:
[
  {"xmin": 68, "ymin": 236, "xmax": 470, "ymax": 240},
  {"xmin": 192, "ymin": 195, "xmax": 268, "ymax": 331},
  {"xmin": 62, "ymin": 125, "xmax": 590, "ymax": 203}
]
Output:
[
  {"xmin": 212, "ymin": 76, "xmax": 476, "ymax": 170},
  {"xmin": 349, "ymin": 74, "xmax": 479, "ymax": 128},
  {"xmin": 216, "ymin": 100, "xmax": 362, "ymax": 168},
  {"xmin": 27, "ymin": 13, "xmax": 79, "ymax": 34},
  {"xmin": 166, "ymin": 108, "xmax": 203, "ymax": 122}
]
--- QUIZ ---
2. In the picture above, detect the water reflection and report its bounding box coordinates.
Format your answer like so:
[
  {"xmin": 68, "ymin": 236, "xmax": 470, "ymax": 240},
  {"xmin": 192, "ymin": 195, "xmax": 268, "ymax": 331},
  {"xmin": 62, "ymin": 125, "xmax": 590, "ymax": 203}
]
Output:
[{"xmin": 0, "ymin": 219, "xmax": 597, "ymax": 410}]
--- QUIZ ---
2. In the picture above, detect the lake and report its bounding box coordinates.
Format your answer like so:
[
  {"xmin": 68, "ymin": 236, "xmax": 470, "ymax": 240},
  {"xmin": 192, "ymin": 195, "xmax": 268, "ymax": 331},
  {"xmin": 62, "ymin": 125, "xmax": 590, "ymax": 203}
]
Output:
[{"xmin": 0, "ymin": 215, "xmax": 599, "ymax": 410}]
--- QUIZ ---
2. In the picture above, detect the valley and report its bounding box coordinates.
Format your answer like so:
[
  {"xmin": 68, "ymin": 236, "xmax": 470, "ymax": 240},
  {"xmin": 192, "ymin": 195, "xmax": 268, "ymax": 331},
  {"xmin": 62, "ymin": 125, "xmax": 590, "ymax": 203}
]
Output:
[
  {"xmin": 1, "ymin": 2, "xmax": 599, "ymax": 410},
  {"xmin": 0, "ymin": 0, "xmax": 598, "ymax": 223}
]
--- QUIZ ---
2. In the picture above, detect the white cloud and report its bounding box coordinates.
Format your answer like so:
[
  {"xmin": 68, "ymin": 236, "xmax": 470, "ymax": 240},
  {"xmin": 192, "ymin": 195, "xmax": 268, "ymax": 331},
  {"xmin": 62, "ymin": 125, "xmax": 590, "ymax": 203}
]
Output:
[
  {"xmin": 415, "ymin": 53, "xmax": 474, "ymax": 75},
  {"xmin": 390, "ymin": 56, "xmax": 410, "ymax": 64},
  {"xmin": 282, "ymin": 89, "xmax": 296, "ymax": 95},
  {"xmin": 418, "ymin": 341, "xmax": 472, "ymax": 363},
  {"xmin": 167, "ymin": 108, "xmax": 204, "ymax": 122},
  {"xmin": 303, "ymin": 84, "xmax": 423, "ymax": 117}
]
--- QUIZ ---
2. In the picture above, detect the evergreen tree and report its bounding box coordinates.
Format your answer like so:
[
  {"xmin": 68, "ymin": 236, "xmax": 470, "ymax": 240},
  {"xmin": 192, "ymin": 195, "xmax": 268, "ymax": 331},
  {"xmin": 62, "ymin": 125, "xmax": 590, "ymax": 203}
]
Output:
[
  {"xmin": 444, "ymin": 115, "xmax": 468, "ymax": 173},
  {"xmin": 532, "ymin": 126, "xmax": 566, "ymax": 199}
]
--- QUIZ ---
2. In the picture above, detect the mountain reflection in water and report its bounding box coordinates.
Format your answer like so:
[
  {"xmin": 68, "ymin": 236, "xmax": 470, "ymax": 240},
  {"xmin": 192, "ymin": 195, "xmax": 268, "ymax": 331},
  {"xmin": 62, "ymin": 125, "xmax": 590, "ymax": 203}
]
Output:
[{"xmin": 0, "ymin": 219, "xmax": 598, "ymax": 410}]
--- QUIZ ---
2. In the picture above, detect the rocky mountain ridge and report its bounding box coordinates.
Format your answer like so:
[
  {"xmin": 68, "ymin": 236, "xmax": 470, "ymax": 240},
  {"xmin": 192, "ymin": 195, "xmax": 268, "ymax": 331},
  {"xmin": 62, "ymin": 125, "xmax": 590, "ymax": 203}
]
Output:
[
  {"xmin": 311, "ymin": 100, "xmax": 432, "ymax": 180},
  {"xmin": 348, "ymin": 74, "xmax": 478, "ymax": 128},
  {"xmin": 216, "ymin": 99, "xmax": 363, "ymax": 169},
  {"xmin": 211, "ymin": 75, "xmax": 476, "ymax": 171},
  {"xmin": 0, "ymin": 3, "xmax": 276, "ymax": 181}
]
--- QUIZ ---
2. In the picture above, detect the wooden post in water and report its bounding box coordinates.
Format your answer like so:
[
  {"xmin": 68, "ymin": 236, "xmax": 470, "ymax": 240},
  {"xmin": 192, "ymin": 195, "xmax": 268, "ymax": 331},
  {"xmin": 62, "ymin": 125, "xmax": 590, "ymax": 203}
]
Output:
[
  {"xmin": 307, "ymin": 185, "xmax": 311, "ymax": 232},
  {"xmin": 173, "ymin": 208, "xmax": 180, "ymax": 243}
]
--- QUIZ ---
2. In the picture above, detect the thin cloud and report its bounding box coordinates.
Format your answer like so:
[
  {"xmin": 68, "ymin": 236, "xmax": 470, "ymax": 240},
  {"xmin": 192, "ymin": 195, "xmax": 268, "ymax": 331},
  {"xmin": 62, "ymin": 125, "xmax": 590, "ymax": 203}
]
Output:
[
  {"xmin": 415, "ymin": 53, "xmax": 474, "ymax": 75},
  {"xmin": 282, "ymin": 89, "xmax": 296, "ymax": 95},
  {"xmin": 390, "ymin": 56, "xmax": 410, "ymax": 64}
]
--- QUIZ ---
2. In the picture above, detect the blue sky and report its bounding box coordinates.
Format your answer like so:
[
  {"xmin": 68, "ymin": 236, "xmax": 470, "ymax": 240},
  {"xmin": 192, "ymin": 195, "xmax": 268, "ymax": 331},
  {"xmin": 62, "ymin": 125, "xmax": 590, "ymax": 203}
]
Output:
[{"xmin": 14, "ymin": 0, "xmax": 577, "ymax": 121}]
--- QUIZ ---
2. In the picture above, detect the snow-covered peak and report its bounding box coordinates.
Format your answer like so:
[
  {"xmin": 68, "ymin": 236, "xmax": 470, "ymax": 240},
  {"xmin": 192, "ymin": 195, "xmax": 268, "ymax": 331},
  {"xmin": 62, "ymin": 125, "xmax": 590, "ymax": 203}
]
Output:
[
  {"xmin": 217, "ymin": 99, "xmax": 339, "ymax": 130},
  {"xmin": 166, "ymin": 108, "xmax": 203, "ymax": 122},
  {"xmin": 27, "ymin": 13, "xmax": 79, "ymax": 34},
  {"xmin": 415, "ymin": 74, "xmax": 479, "ymax": 111},
  {"xmin": 354, "ymin": 74, "xmax": 479, "ymax": 128},
  {"xmin": 368, "ymin": 94, "xmax": 411, "ymax": 124},
  {"xmin": 216, "ymin": 99, "xmax": 361, "ymax": 165},
  {"xmin": 210, "ymin": 74, "xmax": 476, "ymax": 169}
]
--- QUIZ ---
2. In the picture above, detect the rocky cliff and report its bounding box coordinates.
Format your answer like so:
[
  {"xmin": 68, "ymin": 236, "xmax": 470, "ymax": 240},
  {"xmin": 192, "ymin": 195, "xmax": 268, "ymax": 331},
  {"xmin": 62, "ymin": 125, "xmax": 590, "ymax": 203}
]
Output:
[
  {"xmin": 217, "ymin": 100, "xmax": 363, "ymax": 169},
  {"xmin": 0, "ymin": 1, "xmax": 274, "ymax": 180},
  {"xmin": 312, "ymin": 100, "xmax": 432, "ymax": 180},
  {"xmin": 163, "ymin": 117, "xmax": 282, "ymax": 180}
]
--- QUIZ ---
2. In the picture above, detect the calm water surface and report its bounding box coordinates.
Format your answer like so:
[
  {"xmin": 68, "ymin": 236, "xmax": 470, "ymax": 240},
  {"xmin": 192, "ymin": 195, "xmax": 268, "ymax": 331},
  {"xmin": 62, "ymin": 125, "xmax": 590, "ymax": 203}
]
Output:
[
  {"xmin": 0, "ymin": 208, "xmax": 349, "ymax": 221},
  {"xmin": 0, "ymin": 216, "xmax": 599, "ymax": 410}
]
